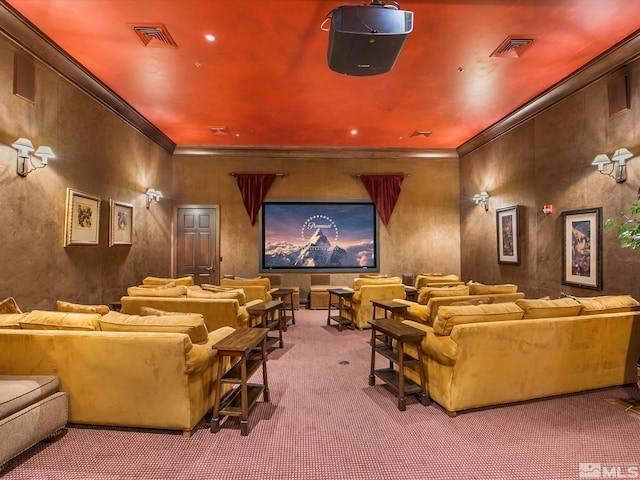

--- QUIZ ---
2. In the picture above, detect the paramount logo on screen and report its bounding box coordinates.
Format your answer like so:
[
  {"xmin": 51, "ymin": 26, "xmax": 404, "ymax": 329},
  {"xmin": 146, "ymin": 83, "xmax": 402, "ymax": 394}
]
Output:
[{"xmin": 579, "ymin": 463, "xmax": 639, "ymax": 479}]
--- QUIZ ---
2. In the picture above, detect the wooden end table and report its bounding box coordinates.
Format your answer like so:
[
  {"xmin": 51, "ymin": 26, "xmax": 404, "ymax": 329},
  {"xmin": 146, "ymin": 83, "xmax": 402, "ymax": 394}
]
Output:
[
  {"xmin": 326, "ymin": 288, "xmax": 355, "ymax": 331},
  {"xmin": 368, "ymin": 318, "xmax": 430, "ymax": 411},
  {"xmin": 211, "ymin": 327, "xmax": 270, "ymax": 436},
  {"xmin": 247, "ymin": 300, "xmax": 285, "ymax": 349},
  {"xmin": 270, "ymin": 288, "xmax": 296, "ymax": 331},
  {"xmin": 371, "ymin": 299, "xmax": 409, "ymax": 321}
]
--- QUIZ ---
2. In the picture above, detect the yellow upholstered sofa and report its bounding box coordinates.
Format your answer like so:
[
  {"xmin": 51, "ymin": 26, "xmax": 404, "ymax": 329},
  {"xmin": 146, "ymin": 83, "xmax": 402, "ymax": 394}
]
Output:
[
  {"xmin": 348, "ymin": 276, "xmax": 406, "ymax": 330},
  {"xmin": 0, "ymin": 309, "xmax": 235, "ymax": 435},
  {"xmin": 394, "ymin": 282, "xmax": 525, "ymax": 325},
  {"xmin": 414, "ymin": 273, "xmax": 464, "ymax": 289},
  {"xmin": 401, "ymin": 296, "xmax": 640, "ymax": 416},
  {"xmin": 219, "ymin": 277, "xmax": 273, "ymax": 303},
  {"xmin": 120, "ymin": 284, "xmax": 262, "ymax": 331}
]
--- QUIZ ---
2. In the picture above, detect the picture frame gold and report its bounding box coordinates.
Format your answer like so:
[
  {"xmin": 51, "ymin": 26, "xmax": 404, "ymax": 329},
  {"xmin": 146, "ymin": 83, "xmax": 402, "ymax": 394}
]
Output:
[
  {"xmin": 496, "ymin": 205, "xmax": 521, "ymax": 265},
  {"xmin": 109, "ymin": 200, "xmax": 133, "ymax": 247},
  {"xmin": 64, "ymin": 188, "xmax": 101, "ymax": 246},
  {"xmin": 562, "ymin": 207, "xmax": 602, "ymax": 290}
]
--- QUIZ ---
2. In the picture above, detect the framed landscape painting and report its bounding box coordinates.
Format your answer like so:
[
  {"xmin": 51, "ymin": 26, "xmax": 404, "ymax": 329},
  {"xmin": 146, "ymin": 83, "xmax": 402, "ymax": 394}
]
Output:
[
  {"xmin": 109, "ymin": 200, "xmax": 133, "ymax": 246},
  {"xmin": 562, "ymin": 207, "xmax": 602, "ymax": 290},
  {"xmin": 64, "ymin": 188, "xmax": 101, "ymax": 246},
  {"xmin": 496, "ymin": 205, "xmax": 520, "ymax": 265}
]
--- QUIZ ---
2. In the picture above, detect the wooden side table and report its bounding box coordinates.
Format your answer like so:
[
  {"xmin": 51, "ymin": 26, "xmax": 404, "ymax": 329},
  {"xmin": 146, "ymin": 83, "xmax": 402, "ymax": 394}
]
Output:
[
  {"xmin": 211, "ymin": 327, "xmax": 270, "ymax": 436},
  {"xmin": 368, "ymin": 318, "xmax": 429, "ymax": 411},
  {"xmin": 326, "ymin": 288, "xmax": 355, "ymax": 331},
  {"xmin": 247, "ymin": 300, "xmax": 284, "ymax": 349},
  {"xmin": 371, "ymin": 299, "xmax": 409, "ymax": 321},
  {"xmin": 270, "ymin": 288, "xmax": 296, "ymax": 331}
]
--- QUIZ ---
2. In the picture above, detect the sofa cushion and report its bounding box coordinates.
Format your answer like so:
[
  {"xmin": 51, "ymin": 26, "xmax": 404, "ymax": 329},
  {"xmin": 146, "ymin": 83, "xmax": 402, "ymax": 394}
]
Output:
[
  {"xmin": 139, "ymin": 306, "xmax": 188, "ymax": 316},
  {"xmin": 417, "ymin": 285, "xmax": 469, "ymax": 304},
  {"xmin": 141, "ymin": 276, "xmax": 194, "ymax": 286},
  {"xmin": 20, "ymin": 311, "xmax": 102, "ymax": 331},
  {"xmin": 467, "ymin": 282, "xmax": 518, "ymax": 295},
  {"xmin": 577, "ymin": 295, "xmax": 640, "ymax": 314},
  {"xmin": 56, "ymin": 300, "xmax": 110, "ymax": 315},
  {"xmin": 433, "ymin": 303, "xmax": 525, "ymax": 336},
  {"xmin": 0, "ymin": 313, "xmax": 28, "ymax": 329},
  {"xmin": 450, "ymin": 296, "xmax": 494, "ymax": 307},
  {"xmin": 0, "ymin": 297, "xmax": 22, "ymax": 314},
  {"xmin": 186, "ymin": 287, "xmax": 246, "ymax": 304},
  {"xmin": 127, "ymin": 285, "xmax": 188, "ymax": 297},
  {"xmin": 220, "ymin": 277, "xmax": 271, "ymax": 290},
  {"xmin": 353, "ymin": 276, "xmax": 402, "ymax": 291},
  {"xmin": 99, "ymin": 311, "xmax": 209, "ymax": 344},
  {"xmin": 516, "ymin": 298, "xmax": 583, "ymax": 319},
  {"xmin": 0, "ymin": 375, "xmax": 61, "ymax": 419}
]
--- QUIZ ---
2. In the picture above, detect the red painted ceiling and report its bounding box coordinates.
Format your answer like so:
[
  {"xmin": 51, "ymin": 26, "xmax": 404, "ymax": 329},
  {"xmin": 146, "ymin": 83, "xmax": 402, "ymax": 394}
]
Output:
[{"xmin": 7, "ymin": 0, "xmax": 640, "ymax": 150}]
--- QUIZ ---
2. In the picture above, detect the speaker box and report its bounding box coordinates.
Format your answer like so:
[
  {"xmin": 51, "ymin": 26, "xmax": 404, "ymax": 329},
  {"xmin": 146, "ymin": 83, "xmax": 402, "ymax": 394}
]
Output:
[{"xmin": 327, "ymin": 5, "xmax": 413, "ymax": 76}]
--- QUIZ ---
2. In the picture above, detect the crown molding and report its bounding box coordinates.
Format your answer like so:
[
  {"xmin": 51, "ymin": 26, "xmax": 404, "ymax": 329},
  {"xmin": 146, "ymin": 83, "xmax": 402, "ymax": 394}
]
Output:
[
  {"xmin": 173, "ymin": 145, "xmax": 459, "ymax": 159},
  {"xmin": 0, "ymin": 2, "xmax": 176, "ymax": 154},
  {"xmin": 458, "ymin": 29, "xmax": 640, "ymax": 157}
]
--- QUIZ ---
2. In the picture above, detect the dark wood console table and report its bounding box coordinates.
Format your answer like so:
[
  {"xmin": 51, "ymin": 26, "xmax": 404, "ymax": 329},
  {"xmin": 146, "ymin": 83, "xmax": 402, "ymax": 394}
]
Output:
[{"xmin": 326, "ymin": 288, "xmax": 355, "ymax": 331}]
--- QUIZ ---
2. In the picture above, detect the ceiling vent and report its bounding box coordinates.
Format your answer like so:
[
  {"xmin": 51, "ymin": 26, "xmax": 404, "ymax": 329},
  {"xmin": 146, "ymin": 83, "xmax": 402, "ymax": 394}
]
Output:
[
  {"xmin": 490, "ymin": 37, "xmax": 535, "ymax": 58},
  {"xmin": 411, "ymin": 130, "xmax": 432, "ymax": 138},
  {"xmin": 128, "ymin": 23, "xmax": 178, "ymax": 49}
]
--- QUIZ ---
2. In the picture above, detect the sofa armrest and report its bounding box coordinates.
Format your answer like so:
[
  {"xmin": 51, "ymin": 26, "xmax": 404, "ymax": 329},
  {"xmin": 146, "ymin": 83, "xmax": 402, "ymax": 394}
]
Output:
[
  {"xmin": 394, "ymin": 299, "xmax": 432, "ymax": 325},
  {"xmin": 402, "ymin": 320, "xmax": 458, "ymax": 366}
]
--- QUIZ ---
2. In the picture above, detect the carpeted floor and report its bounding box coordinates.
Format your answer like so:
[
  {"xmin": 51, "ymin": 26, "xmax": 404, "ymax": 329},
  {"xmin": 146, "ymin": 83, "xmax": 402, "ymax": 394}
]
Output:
[{"xmin": 3, "ymin": 308, "xmax": 640, "ymax": 480}]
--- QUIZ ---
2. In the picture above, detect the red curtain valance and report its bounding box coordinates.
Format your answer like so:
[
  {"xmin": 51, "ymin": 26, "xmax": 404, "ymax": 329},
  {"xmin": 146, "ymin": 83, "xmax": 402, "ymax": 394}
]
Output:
[
  {"xmin": 234, "ymin": 173, "xmax": 277, "ymax": 225},
  {"xmin": 359, "ymin": 174, "xmax": 405, "ymax": 226}
]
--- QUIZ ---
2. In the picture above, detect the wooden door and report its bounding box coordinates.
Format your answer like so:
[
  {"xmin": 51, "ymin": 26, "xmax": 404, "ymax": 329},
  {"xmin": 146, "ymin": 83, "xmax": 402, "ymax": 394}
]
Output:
[{"xmin": 175, "ymin": 206, "xmax": 220, "ymax": 285}]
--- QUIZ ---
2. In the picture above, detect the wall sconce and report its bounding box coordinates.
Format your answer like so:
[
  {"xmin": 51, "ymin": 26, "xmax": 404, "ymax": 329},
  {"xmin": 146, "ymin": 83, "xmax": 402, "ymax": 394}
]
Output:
[
  {"xmin": 11, "ymin": 138, "xmax": 55, "ymax": 177},
  {"xmin": 591, "ymin": 148, "xmax": 633, "ymax": 183},
  {"xmin": 145, "ymin": 188, "xmax": 163, "ymax": 209},
  {"xmin": 542, "ymin": 204, "xmax": 554, "ymax": 215},
  {"xmin": 472, "ymin": 191, "xmax": 490, "ymax": 211}
]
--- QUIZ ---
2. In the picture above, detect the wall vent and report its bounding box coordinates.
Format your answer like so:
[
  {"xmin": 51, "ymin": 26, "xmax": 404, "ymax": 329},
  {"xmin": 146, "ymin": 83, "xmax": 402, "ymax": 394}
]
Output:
[
  {"xmin": 128, "ymin": 23, "xmax": 178, "ymax": 49},
  {"xmin": 490, "ymin": 37, "xmax": 535, "ymax": 58}
]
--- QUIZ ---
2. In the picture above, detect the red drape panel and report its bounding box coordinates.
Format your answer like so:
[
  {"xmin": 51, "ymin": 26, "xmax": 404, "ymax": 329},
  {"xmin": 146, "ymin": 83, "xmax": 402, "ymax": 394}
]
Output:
[
  {"xmin": 234, "ymin": 173, "xmax": 277, "ymax": 225},
  {"xmin": 359, "ymin": 174, "xmax": 405, "ymax": 226}
]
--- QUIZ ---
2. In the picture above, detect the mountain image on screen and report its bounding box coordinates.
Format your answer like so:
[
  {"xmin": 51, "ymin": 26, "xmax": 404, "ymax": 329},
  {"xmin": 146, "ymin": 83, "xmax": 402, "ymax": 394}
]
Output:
[{"xmin": 266, "ymin": 228, "xmax": 350, "ymax": 267}]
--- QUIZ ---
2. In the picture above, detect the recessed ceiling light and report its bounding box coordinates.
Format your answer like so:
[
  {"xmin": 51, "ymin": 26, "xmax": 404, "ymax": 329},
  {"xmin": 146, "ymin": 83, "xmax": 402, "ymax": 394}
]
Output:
[
  {"xmin": 205, "ymin": 34, "xmax": 216, "ymax": 42},
  {"xmin": 351, "ymin": 129, "xmax": 358, "ymax": 135}
]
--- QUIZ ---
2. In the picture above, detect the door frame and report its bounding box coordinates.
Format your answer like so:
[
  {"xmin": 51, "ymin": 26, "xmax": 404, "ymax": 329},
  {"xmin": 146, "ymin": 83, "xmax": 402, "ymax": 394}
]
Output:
[{"xmin": 172, "ymin": 204, "xmax": 221, "ymax": 282}]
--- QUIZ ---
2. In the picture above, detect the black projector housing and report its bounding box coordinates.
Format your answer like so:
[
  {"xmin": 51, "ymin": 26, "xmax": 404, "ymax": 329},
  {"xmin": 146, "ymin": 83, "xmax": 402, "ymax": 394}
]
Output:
[{"xmin": 327, "ymin": 4, "xmax": 413, "ymax": 76}]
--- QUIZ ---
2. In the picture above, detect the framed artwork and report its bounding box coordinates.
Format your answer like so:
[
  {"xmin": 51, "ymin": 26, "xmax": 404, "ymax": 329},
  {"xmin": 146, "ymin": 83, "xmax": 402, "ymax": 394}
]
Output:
[
  {"xmin": 64, "ymin": 188, "xmax": 101, "ymax": 246},
  {"xmin": 562, "ymin": 207, "xmax": 602, "ymax": 290},
  {"xmin": 496, "ymin": 205, "xmax": 521, "ymax": 265},
  {"xmin": 109, "ymin": 200, "xmax": 133, "ymax": 246}
]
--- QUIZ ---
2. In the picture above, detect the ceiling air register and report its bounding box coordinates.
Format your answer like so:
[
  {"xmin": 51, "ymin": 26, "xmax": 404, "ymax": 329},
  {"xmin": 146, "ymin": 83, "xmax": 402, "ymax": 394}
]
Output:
[{"xmin": 325, "ymin": 1, "xmax": 414, "ymax": 76}]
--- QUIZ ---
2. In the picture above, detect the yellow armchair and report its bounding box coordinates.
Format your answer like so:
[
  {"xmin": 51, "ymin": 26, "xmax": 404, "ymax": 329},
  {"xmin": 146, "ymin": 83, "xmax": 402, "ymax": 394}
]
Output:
[{"xmin": 350, "ymin": 277, "xmax": 406, "ymax": 329}]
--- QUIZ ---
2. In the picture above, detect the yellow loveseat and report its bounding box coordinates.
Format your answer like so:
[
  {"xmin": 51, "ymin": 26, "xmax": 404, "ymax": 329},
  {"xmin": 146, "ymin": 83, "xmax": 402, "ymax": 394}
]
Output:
[
  {"xmin": 348, "ymin": 276, "xmax": 406, "ymax": 330},
  {"xmin": 394, "ymin": 282, "xmax": 525, "ymax": 325},
  {"xmin": 0, "ymin": 310, "xmax": 235, "ymax": 435},
  {"xmin": 401, "ymin": 296, "xmax": 640, "ymax": 416},
  {"xmin": 220, "ymin": 277, "xmax": 273, "ymax": 303},
  {"xmin": 120, "ymin": 284, "xmax": 260, "ymax": 331}
]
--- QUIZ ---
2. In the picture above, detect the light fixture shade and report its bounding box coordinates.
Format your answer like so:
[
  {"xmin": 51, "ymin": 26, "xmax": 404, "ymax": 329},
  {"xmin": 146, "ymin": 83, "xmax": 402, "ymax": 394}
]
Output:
[
  {"xmin": 611, "ymin": 148, "xmax": 633, "ymax": 164},
  {"xmin": 12, "ymin": 137, "xmax": 35, "ymax": 155},
  {"xmin": 34, "ymin": 146, "xmax": 55, "ymax": 164},
  {"xmin": 591, "ymin": 154, "xmax": 611, "ymax": 167},
  {"xmin": 479, "ymin": 191, "xmax": 489, "ymax": 199}
]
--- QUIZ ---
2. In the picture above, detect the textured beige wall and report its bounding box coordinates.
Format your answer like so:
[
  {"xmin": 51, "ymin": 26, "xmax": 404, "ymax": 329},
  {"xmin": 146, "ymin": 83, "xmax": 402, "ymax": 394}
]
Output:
[
  {"xmin": 0, "ymin": 38, "xmax": 173, "ymax": 310},
  {"xmin": 172, "ymin": 155, "xmax": 461, "ymax": 299},
  {"xmin": 460, "ymin": 60, "xmax": 640, "ymax": 300}
]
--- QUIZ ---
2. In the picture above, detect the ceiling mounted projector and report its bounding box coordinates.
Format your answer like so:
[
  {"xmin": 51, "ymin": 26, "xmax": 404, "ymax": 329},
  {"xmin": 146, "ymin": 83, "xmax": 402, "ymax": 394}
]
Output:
[{"xmin": 326, "ymin": 1, "xmax": 414, "ymax": 76}]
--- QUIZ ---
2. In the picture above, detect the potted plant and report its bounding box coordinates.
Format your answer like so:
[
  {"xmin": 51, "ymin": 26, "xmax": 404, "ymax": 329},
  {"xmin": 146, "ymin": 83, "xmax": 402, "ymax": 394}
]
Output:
[{"xmin": 605, "ymin": 188, "xmax": 640, "ymax": 250}]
